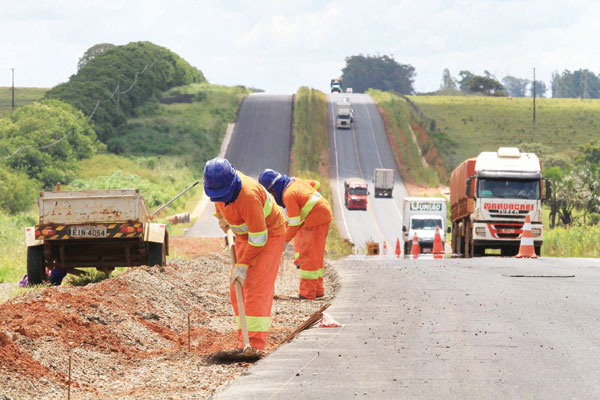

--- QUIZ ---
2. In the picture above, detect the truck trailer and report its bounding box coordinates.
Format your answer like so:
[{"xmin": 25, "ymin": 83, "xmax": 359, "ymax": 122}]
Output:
[
  {"xmin": 450, "ymin": 147, "xmax": 551, "ymax": 257},
  {"xmin": 373, "ymin": 168, "xmax": 394, "ymax": 197},
  {"xmin": 25, "ymin": 188, "xmax": 171, "ymax": 285},
  {"xmin": 402, "ymin": 197, "xmax": 447, "ymax": 254}
]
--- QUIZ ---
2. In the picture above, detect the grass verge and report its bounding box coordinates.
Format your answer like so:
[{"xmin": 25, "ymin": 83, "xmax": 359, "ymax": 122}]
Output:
[{"xmin": 291, "ymin": 87, "xmax": 353, "ymax": 259}]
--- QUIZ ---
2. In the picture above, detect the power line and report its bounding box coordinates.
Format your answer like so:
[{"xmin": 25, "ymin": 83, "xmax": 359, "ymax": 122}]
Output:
[{"xmin": 1, "ymin": 58, "xmax": 157, "ymax": 161}]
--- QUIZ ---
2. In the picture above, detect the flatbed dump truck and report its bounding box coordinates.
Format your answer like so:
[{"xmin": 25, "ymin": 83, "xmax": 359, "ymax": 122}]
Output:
[
  {"xmin": 450, "ymin": 147, "xmax": 550, "ymax": 257},
  {"xmin": 24, "ymin": 186, "xmax": 193, "ymax": 284}
]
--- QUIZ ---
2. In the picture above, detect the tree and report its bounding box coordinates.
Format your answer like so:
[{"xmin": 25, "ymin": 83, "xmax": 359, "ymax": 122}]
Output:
[
  {"xmin": 458, "ymin": 70, "xmax": 475, "ymax": 92},
  {"xmin": 551, "ymin": 69, "xmax": 600, "ymax": 98},
  {"xmin": 530, "ymin": 80, "xmax": 547, "ymax": 98},
  {"xmin": 78, "ymin": 43, "xmax": 116, "ymax": 71},
  {"xmin": 341, "ymin": 54, "xmax": 416, "ymax": 94},
  {"xmin": 440, "ymin": 68, "xmax": 456, "ymax": 90},
  {"xmin": 502, "ymin": 75, "xmax": 530, "ymax": 97}
]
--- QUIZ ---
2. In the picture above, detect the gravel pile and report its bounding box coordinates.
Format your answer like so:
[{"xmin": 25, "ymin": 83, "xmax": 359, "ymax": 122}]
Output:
[{"xmin": 0, "ymin": 244, "xmax": 338, "ymax": 399}]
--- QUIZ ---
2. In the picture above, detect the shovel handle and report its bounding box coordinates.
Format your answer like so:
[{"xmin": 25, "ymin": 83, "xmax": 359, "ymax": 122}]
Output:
[{"xmin": 227, "ymin": 229, "xmax": 252, "ymax": 351}]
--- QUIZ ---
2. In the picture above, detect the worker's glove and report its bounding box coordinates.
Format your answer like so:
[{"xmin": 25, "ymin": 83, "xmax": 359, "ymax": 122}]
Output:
[
  {"xmin": 213, "ymin": 213, "xmax": 229, "ymax": 233},
  {"xmin": 231, "ymin": 264, "xmax": 249, "ymax": 286}
]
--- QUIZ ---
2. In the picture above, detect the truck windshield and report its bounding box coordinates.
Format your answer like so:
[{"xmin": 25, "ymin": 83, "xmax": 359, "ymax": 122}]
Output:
[
  {"xmin": 338, "ymin": 115, "xmax": 350, "ymax": 120},
  {"xmin": 478, "ymin": 178, "xmax": 540, "ymax": 199},
  {"xmin": 349, "ymin": 188, "xmax": 367, "ymax": 195},
  {"xmin": 411, "ymin": 218, "xmax": 442, "ymax": 230}
]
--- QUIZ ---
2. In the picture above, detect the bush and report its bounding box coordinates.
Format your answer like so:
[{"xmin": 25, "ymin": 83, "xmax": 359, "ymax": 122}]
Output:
[
  {"xmin": 0, "ymin": 168, "xmax": 39, "ymax": 213},
  {"xmin": 0, "ymin": 99, "xmax": 102, "ymax": 188}
]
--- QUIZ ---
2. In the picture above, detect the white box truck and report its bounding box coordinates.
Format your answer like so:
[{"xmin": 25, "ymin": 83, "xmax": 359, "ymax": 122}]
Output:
[
  {"xmin": 402, "ymin": 197, "xmax": 448, "ymax": 254},
  {"xmin": 373, "ymin": 168, "xmax": 394, "ymax": 197}
]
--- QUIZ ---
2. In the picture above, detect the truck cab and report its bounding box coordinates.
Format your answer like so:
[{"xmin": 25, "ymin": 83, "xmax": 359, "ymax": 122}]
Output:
[
  {"xmin": 344, "ymin": 178, "xmax": 368, "ymax": 210},
  {"xmin": 336, "ymin": 108, "xmax": 352, "ymax": 129},
  {"xmin": 331, "ymin": 78, "xmax": 342, "ymax": 93},
  {"xmin": 406, "ymin": 215, "xmax": 445, "ymax": 253}
]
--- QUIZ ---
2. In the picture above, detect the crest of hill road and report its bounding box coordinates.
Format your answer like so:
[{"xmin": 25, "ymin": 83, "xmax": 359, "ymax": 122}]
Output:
[{"xmin": 3, "ymin": 49, "xmax": 600, "ymax": 277}]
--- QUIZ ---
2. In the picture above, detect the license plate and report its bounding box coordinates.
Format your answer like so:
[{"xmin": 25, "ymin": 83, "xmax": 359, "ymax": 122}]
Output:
[
  {"xmin": 70, "ymin": 225, "xmax": 107, "ymax": 238},
  {"xmin": 499, "ymin": 228, "xmax": 517, "ymax": 234}
]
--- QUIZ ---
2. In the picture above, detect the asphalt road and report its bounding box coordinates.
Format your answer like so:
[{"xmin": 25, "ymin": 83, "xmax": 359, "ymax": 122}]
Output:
[
  {"xmin": 185, "ymin": 94, "xmax": 293, "ymax": 237},
  {"xmin": 328, "ymin": 93, "xmax": 409, "ymax": 249},
  {"xmin": 214, "ymin": 256, "xmax": 600, "ymax": 399}
]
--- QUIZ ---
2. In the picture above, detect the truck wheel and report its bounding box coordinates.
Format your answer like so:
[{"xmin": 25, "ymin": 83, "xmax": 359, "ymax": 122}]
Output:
[
  {"xmin": 535, "ymin": 245, "xmax": 541, "ymax": 256},
  {"xmin": 27, "ymin": 246, "xmax": 46, "ymax": 285},
  {"xmin": 472, "ymin": 244, "xmax": 484, "ymax": 257},
  {"xmin": 148, "ymin": 242, "xmax": 166, "ymax": 267}
]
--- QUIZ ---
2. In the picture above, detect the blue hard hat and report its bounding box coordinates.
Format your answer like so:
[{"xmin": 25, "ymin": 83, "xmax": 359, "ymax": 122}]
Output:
[
  {"xmin": 258, "ymin": 169, "xmax": 282, "ymax": 190},
  {"xmin": 204, "ymin": 158, "xmax": 238, "ymax": 198}
]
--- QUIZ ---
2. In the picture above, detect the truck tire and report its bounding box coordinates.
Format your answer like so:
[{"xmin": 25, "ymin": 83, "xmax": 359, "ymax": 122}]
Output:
[
  {"xmin": 148, "ymin": 242, "xmax": 166, "ymax": 267},
  {"xmin": 535, "ymin": 245, "xmax": 541, "ymax": 257},
  {"xmin": 27, "ymin": 246, "xmax": 46, "ymax": 285}
]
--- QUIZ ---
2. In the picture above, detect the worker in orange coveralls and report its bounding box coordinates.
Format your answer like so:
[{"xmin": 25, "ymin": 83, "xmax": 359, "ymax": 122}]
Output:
[
  {"xmin": 292, "ymin": 179, "xmax": 321, "ymax": 267},
  {"xmin": 204, "ymin": 158, "xmax": 285, "ymax": 351},
  {"xmin": 258, "ymin": 169, "xmax": 332, "ymax": 300}
]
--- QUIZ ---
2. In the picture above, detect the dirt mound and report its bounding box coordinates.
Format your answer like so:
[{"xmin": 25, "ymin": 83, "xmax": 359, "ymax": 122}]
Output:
[{"xmin": 0, "ymin": 240, "xmax": 338, "ymax": 399}]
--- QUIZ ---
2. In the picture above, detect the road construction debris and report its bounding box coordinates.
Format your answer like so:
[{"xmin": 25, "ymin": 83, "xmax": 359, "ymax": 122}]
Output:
[
  {"xmin": 280, "ymin": 303, "xmax": 331, "ymax": 344},
  {"xmin": 0, "ymin": 239, "xmax": 338, "ymax": 399}
]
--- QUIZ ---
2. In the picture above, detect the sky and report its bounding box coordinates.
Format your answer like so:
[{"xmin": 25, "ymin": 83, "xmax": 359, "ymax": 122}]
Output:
[{"xmin": 0, "ymin": 0, "xmax": 598, "ymax": 95}]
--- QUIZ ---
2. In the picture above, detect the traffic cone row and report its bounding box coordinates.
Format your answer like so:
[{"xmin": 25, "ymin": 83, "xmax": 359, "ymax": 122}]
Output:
[
  {"xmin": 516, "ymin": 215, "xmax": 538, "ymax": 258},
  {"xmin": 395, "ymin": 238, "xmax": 401, "ymax": 258}
]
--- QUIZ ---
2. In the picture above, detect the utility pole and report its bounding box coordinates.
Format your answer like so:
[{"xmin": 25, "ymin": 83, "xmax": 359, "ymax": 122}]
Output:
[
  {"xmin": 532, "ymin": 68, "xmax": 536, "ymax": 129},
  {"xmin": 11, "ymin": 68, "xmax": 15, "ymax": 110}
]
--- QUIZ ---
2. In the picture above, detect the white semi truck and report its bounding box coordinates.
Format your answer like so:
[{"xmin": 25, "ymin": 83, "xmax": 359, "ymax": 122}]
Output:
[
  {"xmin": 402, "ymin": 197, "xmax": 448, "ymax": 254},
  {"xmin": 335, "ymin": 99, "xmax": 354, "ymax": 129},
  {"xmin": 450, "ymin": 147, "xmax": 551, "ymax": 257}
]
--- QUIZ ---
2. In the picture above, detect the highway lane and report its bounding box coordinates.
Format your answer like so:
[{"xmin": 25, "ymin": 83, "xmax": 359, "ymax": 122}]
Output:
[
  {"xmin": 185, "ymin": 94, "xmax": 293, "ymax": 237},
  {"xmin": 328, "ymin": 93, "xmax": 409, "ymax": 250},
  {"xmin": 215, "ymin": 256, "xmax": 600, "ymax": 399}
]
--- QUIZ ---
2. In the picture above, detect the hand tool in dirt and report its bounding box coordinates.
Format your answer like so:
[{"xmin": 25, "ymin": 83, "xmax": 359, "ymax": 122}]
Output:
[
  {"xmin": 152, "ymin": 181, "xmax": 199, "ymax": 216},
  {"xmin": 207, "ymin": 229, "xmax": 262, "ymax": 364}
]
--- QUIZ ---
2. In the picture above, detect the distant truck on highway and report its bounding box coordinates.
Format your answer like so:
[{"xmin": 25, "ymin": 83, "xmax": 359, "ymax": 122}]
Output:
[
  {"xmin": 330, "ymin": 78, "xmax": 342, "ymax": 93},
  {"xmin": 335, "ymin": 99, "xmax": 354, "ymax": 129},
  {"xmin": 24, "ymin": 188, "xmax": 179, "ymax": 285},
  {"xmin": 450, "ymin": 147, "xmax": 551, "ymax": 257},
  {"xmin": 402, "ymin": 197, "xmax": 447, "ymax": 254},
  {"xmin": 344, "ymin": 178, "xmax": 368, "ymax": 210},
  {"xmin": 373, "ymin": 168, "xmax": 394, "ymax": 197}
]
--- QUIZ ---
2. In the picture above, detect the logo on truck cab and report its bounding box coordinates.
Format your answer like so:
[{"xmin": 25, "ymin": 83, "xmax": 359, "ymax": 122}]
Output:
[
  {"xmin": 410, "ymin": 202, "xmax": 442, "ymax": 212},
  {"xmin": 484, "ymin": 203, "xmax": 534, "ymax": 211}
]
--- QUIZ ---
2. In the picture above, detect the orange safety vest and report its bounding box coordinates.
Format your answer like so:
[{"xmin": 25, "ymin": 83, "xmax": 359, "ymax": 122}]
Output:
[
  {"xmin": 215, "ymin": 172, "xmax": 285, "ymax": 267},
  {"xmin": 283, "ymin": 178, "xmax": 332, "ymax": 243}
]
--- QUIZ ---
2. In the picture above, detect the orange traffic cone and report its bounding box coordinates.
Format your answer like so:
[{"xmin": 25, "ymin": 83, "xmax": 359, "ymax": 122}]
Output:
[
  {"xmin": 383, "ymin": 241, "xmax": 387, "ymax": 255},
  {"xmin": 410, "ymin": 233, "xmax": 420, "ymax": 258},
  {"xmin": 395, "ymin": 238, "xmax": 401, "ymax": 258},
  {"xmin": 432, "ymin": 226, "xmax": 444, "ymax": 255},
  {"xmin": 516, "ymin": 215, "xmax": 538, "ymax": 259}
]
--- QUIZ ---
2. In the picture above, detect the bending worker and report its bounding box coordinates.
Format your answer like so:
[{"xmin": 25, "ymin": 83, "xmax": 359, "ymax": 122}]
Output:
[
  {"xmin": 292, "ymin": 179, "xmax": 321, "ymax": 268},
  {"xmin": 204, "ymin": 158, "xmax": 285, "ymax": 351},
  {"xmin": 258, "ymin": 169, "xmax": 332, "ymax": 300}
]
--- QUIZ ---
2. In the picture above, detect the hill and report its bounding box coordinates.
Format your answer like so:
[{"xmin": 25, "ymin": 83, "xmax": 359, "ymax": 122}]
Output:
[
  {"xmin": 0, "ymin": 87, "xmax": 47, "ymax": 114},
  {"xmin": 408, "ymin": 95, "xmax": 600, "ymax": 170}
]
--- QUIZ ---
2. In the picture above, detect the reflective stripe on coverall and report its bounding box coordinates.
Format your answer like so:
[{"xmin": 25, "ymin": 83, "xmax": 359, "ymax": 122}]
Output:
[
  {"xmin": 215, "ymin": 171, "xmax": 285, "ymax": 350},
  {"xmin": 283, "ymin": 179, "xmax": 332, "ymax": 299}
]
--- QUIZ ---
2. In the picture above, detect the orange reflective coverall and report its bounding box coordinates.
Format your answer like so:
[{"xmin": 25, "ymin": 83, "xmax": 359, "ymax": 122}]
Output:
[
  {"xmin": 293, "ymin": 179, "xmax": 320, "ymax": 265},
  {"xmin": 215, "ymin": 172, "xmax": 285, "ymax": 350},
  {"xmin": 283, "ymin": 179, "xmax": 332, "ymax": 299}
]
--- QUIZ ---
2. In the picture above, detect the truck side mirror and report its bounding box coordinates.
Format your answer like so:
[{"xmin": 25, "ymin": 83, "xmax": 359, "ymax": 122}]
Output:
[
  {"xmin": 402, "ymin": 226, "xmax": 407, "ymax": 232},
  {"xmin": 466, "ymin": 178, "xmax": 474, "ymax": 198},
  {"xmin": 544, "ymin": 179, "xmax": 552, "ymax": 201}
]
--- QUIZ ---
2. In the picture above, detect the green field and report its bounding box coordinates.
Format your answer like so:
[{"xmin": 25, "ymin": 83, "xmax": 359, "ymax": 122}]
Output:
[
  {"xmin": 0, "ymin": 87, "xmax": 48, "ymax": 114},
  {"xmin": 409, "ymin": 95, "xmax": 600, "ymax": 170}
]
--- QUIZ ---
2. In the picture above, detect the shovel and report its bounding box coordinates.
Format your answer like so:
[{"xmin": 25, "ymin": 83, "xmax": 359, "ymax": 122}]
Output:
[{"xmin": 207, "ymin": 229, "xmax": 261, "ymax": 364}]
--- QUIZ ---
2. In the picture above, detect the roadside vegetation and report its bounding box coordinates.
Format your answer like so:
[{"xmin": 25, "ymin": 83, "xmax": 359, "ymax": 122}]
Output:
[
  {"xmin": 291, "ymin": 87, "xmax": 353, "ymax": 258},
  {"xmin": 0, "ymin": 42, "xmax": 249, "ymax": 284}
]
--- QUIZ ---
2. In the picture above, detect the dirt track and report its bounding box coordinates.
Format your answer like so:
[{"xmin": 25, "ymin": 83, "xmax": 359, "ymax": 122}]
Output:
[{"xmin": 0, "ymin": 238, "xmax": 337, "ymax": 399}]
